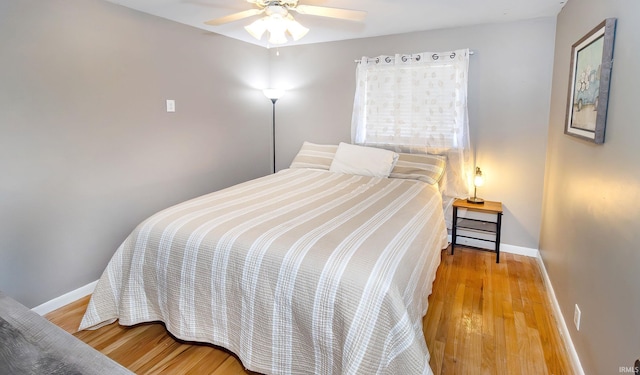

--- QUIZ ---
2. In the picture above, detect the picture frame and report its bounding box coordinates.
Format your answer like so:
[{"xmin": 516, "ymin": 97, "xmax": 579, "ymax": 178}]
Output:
[{"xmin": 564, "ymin": 18, "xmax": 616, "ymax": 144}]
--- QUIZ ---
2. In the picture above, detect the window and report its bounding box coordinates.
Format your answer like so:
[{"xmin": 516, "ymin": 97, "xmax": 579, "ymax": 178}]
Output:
[{"xmin": 351, "ymin": 49, "xmax": 472, "ymax": 198}]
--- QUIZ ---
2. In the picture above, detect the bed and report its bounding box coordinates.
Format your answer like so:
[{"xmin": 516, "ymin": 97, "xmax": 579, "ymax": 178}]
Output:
[{"xmin": 79, "ymin": 142, "xmax": 449, "ymax": 375}]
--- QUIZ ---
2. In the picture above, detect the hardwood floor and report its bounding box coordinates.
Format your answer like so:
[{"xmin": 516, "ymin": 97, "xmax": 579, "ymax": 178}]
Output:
[
  {"xmin": 45, "ymin": 246, "xmax": 571, "ymax": 374},
  {"xmin": 424, "ymin": 247, "xmax": 571, "ymax": 375}
]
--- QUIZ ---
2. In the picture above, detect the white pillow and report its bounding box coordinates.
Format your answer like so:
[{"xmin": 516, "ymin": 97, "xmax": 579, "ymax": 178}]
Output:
[{"xmin": 329, "ymin": 143, "xmax": 398, "ymax": 178}]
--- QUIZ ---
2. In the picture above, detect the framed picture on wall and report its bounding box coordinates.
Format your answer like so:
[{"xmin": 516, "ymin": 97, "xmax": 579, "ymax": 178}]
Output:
[{"xmin": 564, "ymin": 18, "xmax": 616, "ymax": 144}]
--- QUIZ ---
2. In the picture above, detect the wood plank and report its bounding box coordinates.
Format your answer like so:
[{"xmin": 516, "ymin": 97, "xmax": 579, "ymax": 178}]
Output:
[
  {"xmin": 514, "ymin": 311, "xmax": 531, "ymax": 374},
  {"xmin": 528, "ymin": 327, "xmax": 549, "ymax": 374},
  {"xmin": 429, "ymin": 340, "xmax": 445, "ymax": 375},
  {"xmin": 480, "ymin": 250, "xmax": 496, "ymax": 375},
  {"xmin": 463, "ymin": 250, "xmax": 483, "ymax": 374},
  {"xmin": 46, "ymin": 246, "xmax": 572, "ymax": 374}
]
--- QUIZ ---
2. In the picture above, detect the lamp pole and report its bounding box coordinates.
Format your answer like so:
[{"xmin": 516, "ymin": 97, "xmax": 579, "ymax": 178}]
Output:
[
  {"xmin": 263, "ymin": 89, "xmax": 285, "ymax": 174},
  {"xmin": 270, "ymin": 97, "xmax": 278, "ymax": 174}
]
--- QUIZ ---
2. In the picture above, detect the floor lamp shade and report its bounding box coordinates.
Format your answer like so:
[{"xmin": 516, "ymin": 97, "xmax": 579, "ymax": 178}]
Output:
[{"xmin": 263, "ymin": 89, "xmax": 285, "ymax": 101}]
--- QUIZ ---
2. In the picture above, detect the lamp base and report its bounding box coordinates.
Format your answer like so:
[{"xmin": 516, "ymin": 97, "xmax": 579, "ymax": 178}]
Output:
[{"xmin": 466, "ymin": 197, "xmax": 485, "ymax": 204}]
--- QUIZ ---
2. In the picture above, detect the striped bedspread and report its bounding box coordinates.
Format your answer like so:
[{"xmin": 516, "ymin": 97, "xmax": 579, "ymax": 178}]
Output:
[{"xmin": 80, "ymin": 168, "xmax": 448, "ymax": 374}]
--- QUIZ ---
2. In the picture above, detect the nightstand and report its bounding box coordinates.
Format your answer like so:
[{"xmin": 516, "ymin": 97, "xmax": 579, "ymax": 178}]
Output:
[{"xmin": 451, "ymin": 198, "xmax": 503, "ymax": 263}]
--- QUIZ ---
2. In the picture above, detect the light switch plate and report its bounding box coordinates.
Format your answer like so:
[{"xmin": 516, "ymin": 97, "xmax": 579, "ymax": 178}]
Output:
[{"xmin": 166, "ymin": 100, "xmax": 175, "ymax": 112}]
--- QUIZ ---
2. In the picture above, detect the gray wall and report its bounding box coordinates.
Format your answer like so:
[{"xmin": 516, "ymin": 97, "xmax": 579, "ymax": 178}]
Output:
[
  {"xmin": 540, "ymin": 0, "xmax": 640, "ymax": 373},
  {"xmin": 0, "ymin": 0, "xmax": 271, "ymax": 307},
  {"xmin": 270, "ymin": 18, "xmax": 557, "ymax": 250}
]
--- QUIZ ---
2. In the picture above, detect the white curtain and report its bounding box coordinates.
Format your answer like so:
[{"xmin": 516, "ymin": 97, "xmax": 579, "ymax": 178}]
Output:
[{"xmin": 351, "ymin": 49, "xmax": 472, "ymax": 199}]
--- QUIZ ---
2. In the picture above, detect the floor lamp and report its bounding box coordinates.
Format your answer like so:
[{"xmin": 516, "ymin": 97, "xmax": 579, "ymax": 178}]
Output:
[{"xmin": 263, "ymin": 89, "xmax": 285, "ymax": 174}]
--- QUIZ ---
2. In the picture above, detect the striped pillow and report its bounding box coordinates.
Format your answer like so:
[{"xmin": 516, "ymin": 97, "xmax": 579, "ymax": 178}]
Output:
[
  {"xmin": 389, "ymin": 153, "xmax": 446, "ymax": 185},
  {"xmin": 289, "ymin": 142, "xmax": 338, "ymax": 170}
]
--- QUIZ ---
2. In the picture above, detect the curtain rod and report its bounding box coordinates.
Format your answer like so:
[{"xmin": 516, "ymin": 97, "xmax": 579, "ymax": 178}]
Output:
[{"xmin": 354, "ymin": 50, "xmax": 474, "ymax": 63}]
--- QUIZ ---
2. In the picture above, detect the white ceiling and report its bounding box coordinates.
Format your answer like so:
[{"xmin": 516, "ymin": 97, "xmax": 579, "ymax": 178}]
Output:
[{"xmin": 104, "ymin": 0, "xmax": 567, "ymax": 47}]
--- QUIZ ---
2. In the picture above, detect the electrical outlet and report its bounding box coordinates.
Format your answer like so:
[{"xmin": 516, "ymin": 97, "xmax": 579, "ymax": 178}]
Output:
[{"xmin": 574, "ymin": 304, "xmax": 581, "ymax": 331}]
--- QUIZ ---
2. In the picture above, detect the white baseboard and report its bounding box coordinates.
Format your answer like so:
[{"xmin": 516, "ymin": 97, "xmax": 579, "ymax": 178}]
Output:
[
  {"xmin": 535, "ymin": 254, "xmax": 585, "ymax": 375},
  {"xmin": 500, "ymin": 243, "xmax": 540, "ymax": 258},
  {"xmin": 448, "ymin": 235, "xmax": 540, "ymax": 258},
  {"xmin": 32, "ymin": 280, "xmax": 98, "ymax": 316}
]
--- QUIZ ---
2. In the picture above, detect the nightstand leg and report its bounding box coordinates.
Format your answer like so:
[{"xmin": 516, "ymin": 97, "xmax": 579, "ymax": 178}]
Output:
[
  {"xmin": 451, "ymin": 206, "xmax": 458, "ymax": 255},
  {"xmin": 495, "ymin": 212, "xmax": 503, "ymax": 263}
]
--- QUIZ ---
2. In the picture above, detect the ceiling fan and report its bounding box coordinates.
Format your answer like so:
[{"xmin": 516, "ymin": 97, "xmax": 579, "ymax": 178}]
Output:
[{"xmin": 204, "ymin": 0, "xmax": 367, "ymax": 45}]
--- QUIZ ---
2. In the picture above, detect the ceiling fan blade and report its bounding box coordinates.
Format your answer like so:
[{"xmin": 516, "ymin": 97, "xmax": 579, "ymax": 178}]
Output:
[
  {"xmin": 204, "ymin": 9, "xmax": 263, "ymax": 26},
  {"xmin": 293, "ymin": 5, "xmax": 367, "ymax": 22}
]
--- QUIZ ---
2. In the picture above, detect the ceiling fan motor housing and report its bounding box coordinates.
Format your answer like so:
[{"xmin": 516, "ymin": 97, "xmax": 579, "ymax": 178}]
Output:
[
  {"xmin": 265, "ymin": 5, "xmax": 289, "ymax": 17},
  {"xmin": 256, "ymin": 0, "xmax": 298, "ymax": 9}
]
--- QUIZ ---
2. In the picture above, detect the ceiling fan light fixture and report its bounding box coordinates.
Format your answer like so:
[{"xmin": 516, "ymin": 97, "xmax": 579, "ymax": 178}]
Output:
[
  {"xmin": 245, "ymin": 18, "xmax": 267, "ymax": 40},
  {"xmin": 265, "ymin": 13, "xmax": 289, "ymax": 45},
  {"xmin": 286, "ymin": 16, "xmax": 309, "ymax": 41},
  {"xmin": 268, "ymin": 29, "xmax": 288, "ymax": 45}
]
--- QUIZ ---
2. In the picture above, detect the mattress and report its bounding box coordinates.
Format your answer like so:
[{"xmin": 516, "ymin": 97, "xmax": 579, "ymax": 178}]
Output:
[{"xmin": 79, "ymin": 168, "xmax": 448, "ymax": 374}]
